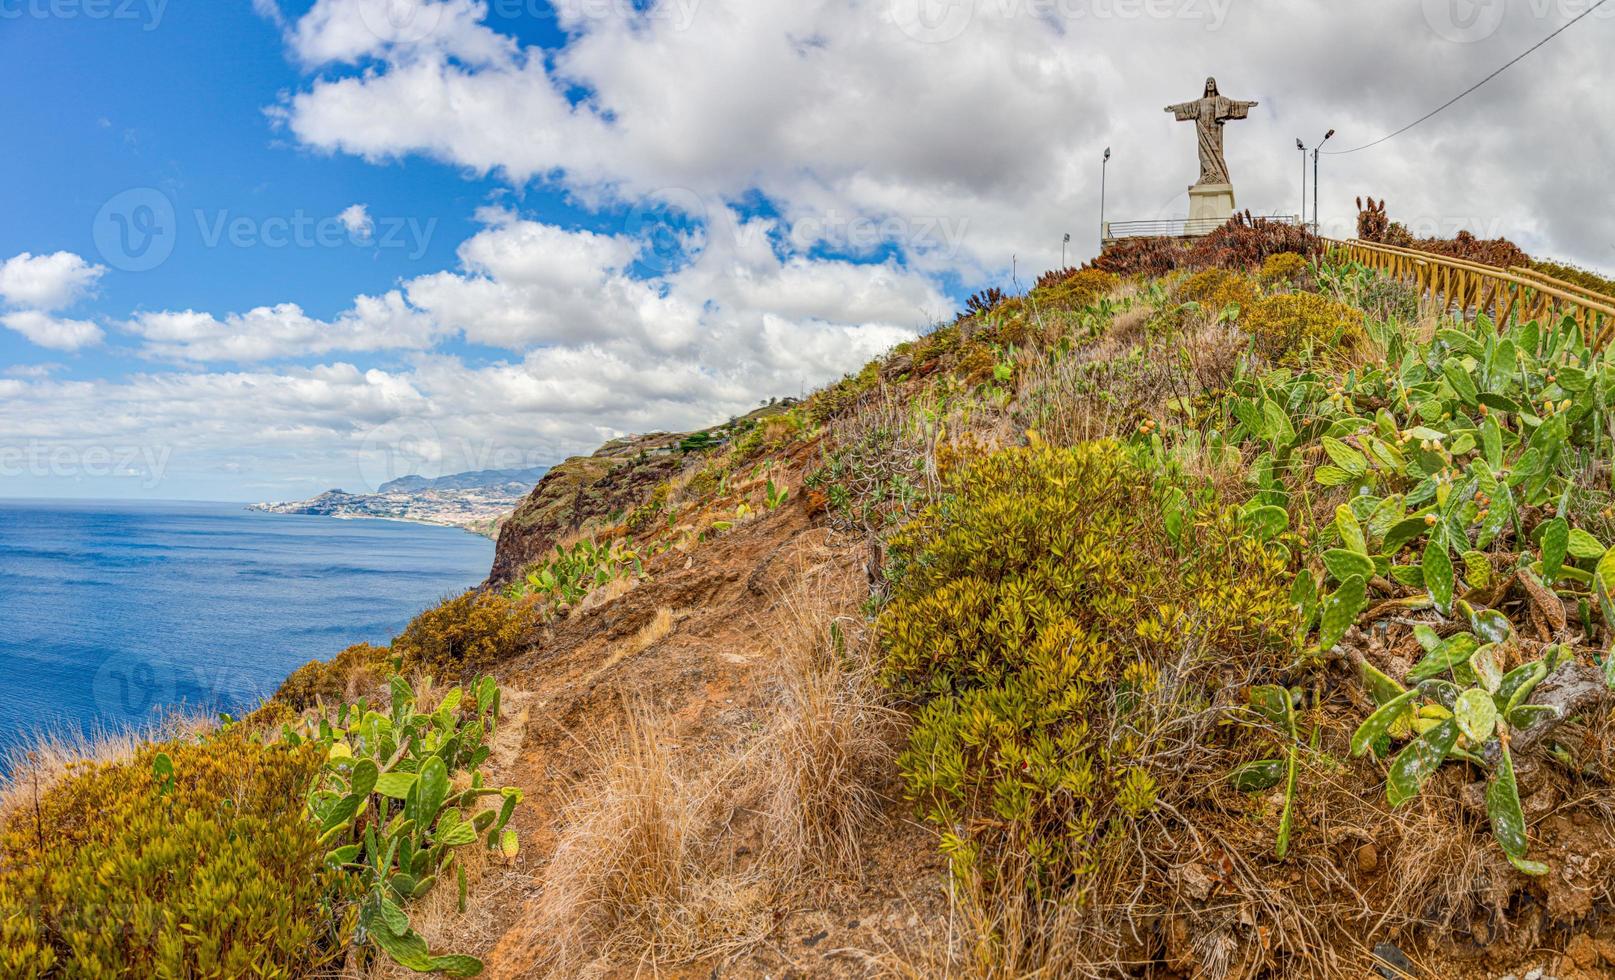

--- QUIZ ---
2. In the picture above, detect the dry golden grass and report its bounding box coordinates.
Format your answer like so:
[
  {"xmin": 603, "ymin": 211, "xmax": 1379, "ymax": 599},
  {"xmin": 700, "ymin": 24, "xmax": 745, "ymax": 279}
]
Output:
[
  {"xmin": 0, "ymin": 712, "xmax": 214, "ymax": 825},
  {"xmin": 531, "ymin": 574, "xmax": 898, "ymax": 976},
  {"xmin": 532, "ymin": 705, "xmax": 721, "ymax": 972},
  {"xmin": 762, "ymin": 588, "xmax": 894, "ymax": 874}
]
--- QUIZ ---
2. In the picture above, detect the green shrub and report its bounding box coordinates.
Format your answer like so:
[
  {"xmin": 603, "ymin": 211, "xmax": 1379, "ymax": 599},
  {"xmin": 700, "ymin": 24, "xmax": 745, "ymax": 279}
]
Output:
[
  {"xmin": 1259, "ymin": 251, "xmax": 1308, "ymax": 284},
  {"xmin": 394, "ymin": 589, "xmax": 536, "ymax": 677},
  {"xmin": 1532, "ymin": 259, "xmax": 1615, "ymax": 301},
  {"xmin": 0, "ymin": 731, "xmax": 348, "ymax": 978},
  {"xmin": 290, "ymin": 674, "xmax": 521, "ymax": 974},
  {"xmin": 1179, "ymin": 267, "xmax": 1259, "ymax": 313},
  {"xmin": 1243, "ymin": 292, "xmax": 1366, "ymax": 365},
  {"xmin": 1356, "ymin": 275, "xmax": 1421, "ymax": 322},
  {"xmin": 1028, "ymin": 269, "xmax": 1119, "ymax": 311},
  {"xmin": 880, "ymin": 443, "xmax": 1293, "ymax": 889},
  {"xmin": 272, "ymin": 641, "xmax": 389, "ymax": 712},
  {"xmin": 505, "ymin": 538, "xmax": 643, "ymax": 610}
]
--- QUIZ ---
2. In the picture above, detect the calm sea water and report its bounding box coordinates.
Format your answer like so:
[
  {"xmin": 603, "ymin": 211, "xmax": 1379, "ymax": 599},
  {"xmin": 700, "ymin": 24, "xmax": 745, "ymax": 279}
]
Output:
[{"xmin": 0, "ymin": 500, "xmax": 494, "ymax": 753}]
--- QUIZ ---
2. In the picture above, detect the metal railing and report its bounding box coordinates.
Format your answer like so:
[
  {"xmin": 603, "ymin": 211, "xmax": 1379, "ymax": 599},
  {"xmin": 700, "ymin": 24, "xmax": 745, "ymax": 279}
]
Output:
[
  {"xmin": 1103, "ymin": 214, "xmax": 1301, "ymax": 243},
  {"xmin": 1324, "ymin": 238, "xmax": 1615, "ymax": 348}
]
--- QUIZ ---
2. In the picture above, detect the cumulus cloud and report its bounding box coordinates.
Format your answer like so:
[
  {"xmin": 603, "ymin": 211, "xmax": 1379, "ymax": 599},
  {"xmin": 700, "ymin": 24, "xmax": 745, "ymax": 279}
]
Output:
[
  {"xmin": 272, "ymin": 0, "xmax": 1615, "ymax": 270},
  {"xmin": 16, "ymin": 0, "xmax": 1614, "ymax": 497},
  {"xmin": 1, "ymin": 311, "xmax": 105, "ymax": 352},
  {"xmin": 338, "ymin": 204, "xmax": 374, "ymax": 239},
  {"xmin": 123, "ymin": 290, "xmax": 439, "ymax": 363},
  {"xmin": 0, "ymin": 251, "xmax": 107, "ymax": 312}
]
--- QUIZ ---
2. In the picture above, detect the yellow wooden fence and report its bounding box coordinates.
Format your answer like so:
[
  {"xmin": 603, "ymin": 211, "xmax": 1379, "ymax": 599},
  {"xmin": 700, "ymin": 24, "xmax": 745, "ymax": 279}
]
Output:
[{"xmin": 1323, "ymin": 238, "xmax": 1615, "ymax": 348}]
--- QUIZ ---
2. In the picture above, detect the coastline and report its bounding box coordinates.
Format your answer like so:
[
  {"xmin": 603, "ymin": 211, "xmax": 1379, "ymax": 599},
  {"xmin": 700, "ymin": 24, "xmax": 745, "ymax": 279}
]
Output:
[{"xmin": 246, "ymin": 506, "xmax": 503, "ymax": 540}]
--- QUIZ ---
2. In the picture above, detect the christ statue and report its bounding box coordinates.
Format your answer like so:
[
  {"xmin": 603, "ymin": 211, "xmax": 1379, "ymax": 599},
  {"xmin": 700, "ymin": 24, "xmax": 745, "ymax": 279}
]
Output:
[{"xmin": 1165, "ymin": 77, "xmax": 1258, "ymax": 187}]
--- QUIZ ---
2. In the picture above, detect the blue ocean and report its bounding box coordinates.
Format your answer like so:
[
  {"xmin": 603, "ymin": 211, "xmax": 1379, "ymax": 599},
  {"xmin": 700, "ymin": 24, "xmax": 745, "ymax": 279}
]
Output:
[{"xmin": 0, "ymin": 500, "xmax": 495, "ymax": 753}]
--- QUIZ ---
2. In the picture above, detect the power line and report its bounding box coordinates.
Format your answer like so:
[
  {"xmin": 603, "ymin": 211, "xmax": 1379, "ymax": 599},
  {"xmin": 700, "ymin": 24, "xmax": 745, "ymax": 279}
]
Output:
[{"xmin": 1324, "ymin": 0, "xmax": 1609, "ymax": 155}]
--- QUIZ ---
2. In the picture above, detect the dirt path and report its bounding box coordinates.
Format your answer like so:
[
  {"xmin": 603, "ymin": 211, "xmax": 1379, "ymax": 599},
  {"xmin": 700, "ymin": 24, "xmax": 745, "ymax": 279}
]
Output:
[{"xmin": 440, "ymin": 502, "xmax": 949, "ymax": 978}]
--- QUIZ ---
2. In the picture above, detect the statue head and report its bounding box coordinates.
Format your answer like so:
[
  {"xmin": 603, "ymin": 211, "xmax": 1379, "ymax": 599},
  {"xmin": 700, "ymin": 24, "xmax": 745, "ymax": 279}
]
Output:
[{"xmin": 1204, "ymin": 77, "xmax": 1219, "ymax": 97}]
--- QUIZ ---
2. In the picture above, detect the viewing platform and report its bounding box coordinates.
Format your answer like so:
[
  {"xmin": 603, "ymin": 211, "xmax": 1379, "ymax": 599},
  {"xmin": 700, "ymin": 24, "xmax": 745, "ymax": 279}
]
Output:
[{"xmin": 1102, "ymin": 214, "xmax": 1303, "ymax": 247}]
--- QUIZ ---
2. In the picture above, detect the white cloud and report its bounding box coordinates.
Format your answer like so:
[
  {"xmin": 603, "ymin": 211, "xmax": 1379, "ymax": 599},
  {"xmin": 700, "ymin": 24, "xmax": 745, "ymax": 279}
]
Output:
[
  {"xmin": 289, "ymin": 0, "xmax": 514, "ymax": 68},
  {"xmin": 271, "ymin": 0, "xmax": 1615, "ymax": 271},
  {"xmin": 0, "ymin": 252, "xmax": 107, "ymax": 312},
  {"xmin": 1, "ymin": 311, "xmax": 105, "ymax": 352},
  {"xmin": 123, "ymin": 290, "xmax": 439, "ymax": 363},
  {"xmin": 251, "ymin": 0, "xmax": 286, "ymax": 29},
  {"xmin": 338, "ymin": 204, "xmax": 374, "ymax": 239}
]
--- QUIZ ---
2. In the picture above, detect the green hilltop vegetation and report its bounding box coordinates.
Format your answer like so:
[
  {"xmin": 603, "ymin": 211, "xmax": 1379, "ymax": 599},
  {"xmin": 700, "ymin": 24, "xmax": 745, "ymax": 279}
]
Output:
[{"xmin": 7, "ymin": 208, "xmax": 1615, "ymax": 977}]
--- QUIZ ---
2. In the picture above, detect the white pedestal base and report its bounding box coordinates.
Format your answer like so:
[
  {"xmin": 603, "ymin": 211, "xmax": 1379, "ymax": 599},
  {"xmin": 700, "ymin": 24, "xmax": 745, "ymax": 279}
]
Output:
[{"xmin": 1187, "ymin": 182, "xmax": 1236, "ymax": 227}]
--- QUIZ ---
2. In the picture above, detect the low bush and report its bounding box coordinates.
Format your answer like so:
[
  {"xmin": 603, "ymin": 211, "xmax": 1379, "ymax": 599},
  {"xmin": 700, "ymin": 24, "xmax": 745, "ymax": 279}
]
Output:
[
  {"xmin": 1259, "ymin": 251, "xmax": 1308, "ymax": 284},
  {"xmin": 0, "ymin": 730, "xmax": 346, "ymax": 977},
  {"xmin": 1242, "ymin": 291, "xmax": 1366, "ymax": 366},
  {"xmin": 394, "ymin": 589, "xmax": 536, "ymax": 677},
  {"xmin": 272, "ymin": 641, "xmax": 389, "ymax": 712},
  {"xmin": 1356, "ymin": 197, "xmax": 1532, "ymax": 269},
  {"xmin": 1089, "ymin": 236, "xmax": 1187, "ymax": 278},
  {"xmin": 506, "ymin": 537, "xmax": 644, "ymax": 611},
  {"xmin": 807, "ymin": 360, "xmax": 882, "ymax": 425},
  {"xmin": 880, "ymin": 442, "xmax": 1293, "ymax": 889},
  {"xmin": 1186, "ymin": 211, "xmax": 1323, "ymax": 271},
  {"xmin": 1028, "ymin": 268, "xmax": 1119, "ymax": 311},
  {"xmin": 1533, "ymin": 258, "xmax": 1615, "ymax": 301},
  {"xmin": 1179, "ymin": 267, "xmax": 1259, "ymax": 313},
  {"xmin": 290, "ymin": 673, "xmax": 520, "ymax": 974}
]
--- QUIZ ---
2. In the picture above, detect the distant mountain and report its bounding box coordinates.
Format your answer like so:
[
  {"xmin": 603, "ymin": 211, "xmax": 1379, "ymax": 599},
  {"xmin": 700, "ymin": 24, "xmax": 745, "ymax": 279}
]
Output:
[
  {"xmin": 378, "ymin": 467, "xmax": 550, "ymax": 494},
  {"xmin": 250, "ymin": 465, "xmax": 549, "ymax": 538}
]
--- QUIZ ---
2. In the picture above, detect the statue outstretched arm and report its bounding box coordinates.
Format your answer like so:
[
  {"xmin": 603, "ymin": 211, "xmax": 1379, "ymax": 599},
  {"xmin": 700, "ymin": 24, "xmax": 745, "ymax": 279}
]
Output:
[
  {"xmin": 1165, "ymin": 101, "xmax": 1198, "ymax": 120},
  {"xmin": 1223, "ymin": 99, "xmax": 1258, "ymax": 119}
]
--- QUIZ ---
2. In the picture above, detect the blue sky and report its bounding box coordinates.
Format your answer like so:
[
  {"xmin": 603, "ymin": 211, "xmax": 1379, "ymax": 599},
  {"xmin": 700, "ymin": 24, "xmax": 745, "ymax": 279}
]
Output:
[{"xmin": 1, "ymin": 0, "xmax": 1610, "ymax": 501}]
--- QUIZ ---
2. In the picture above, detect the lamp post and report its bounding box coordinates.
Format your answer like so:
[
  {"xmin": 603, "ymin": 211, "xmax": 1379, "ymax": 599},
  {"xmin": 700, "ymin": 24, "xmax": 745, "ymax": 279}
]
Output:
[
  {"xmin": 1296, "ymin": 138, "xmax": 1307, "ymax": 228},
  {"xmin": 1311, "ymin": 129, "xmax": 1335, "ymax": 235},
  {"xmin": 1062, "ymin": 232, "xmax": 1070, "ymax": 269},
  {"xmin": 1099, "ymin": 146, "xmax": 1111, "ymax": 248}
]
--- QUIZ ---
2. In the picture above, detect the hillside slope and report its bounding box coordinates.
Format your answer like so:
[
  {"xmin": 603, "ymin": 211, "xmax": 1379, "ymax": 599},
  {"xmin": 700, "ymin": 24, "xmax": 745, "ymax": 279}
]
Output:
[{"xmin": 10, "ymin": 214, "xmax": 1615, "ymax": 979}]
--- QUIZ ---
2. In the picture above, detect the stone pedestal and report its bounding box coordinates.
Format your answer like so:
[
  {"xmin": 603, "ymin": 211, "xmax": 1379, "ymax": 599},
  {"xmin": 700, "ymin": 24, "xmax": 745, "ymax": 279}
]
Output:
[{"xmin": 1188, "ymin": 182, "xmax": 1236, "ymax": 225}]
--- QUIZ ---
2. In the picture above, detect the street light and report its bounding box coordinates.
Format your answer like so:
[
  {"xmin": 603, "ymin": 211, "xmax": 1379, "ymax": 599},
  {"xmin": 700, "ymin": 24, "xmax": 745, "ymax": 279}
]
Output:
[
  {"xmin": 1062, "ymin": 232, "xmax": 1071, "ymax": 269},
  {"xmin": 1099, "ymin": 146, "xmax": 1111, "ymax": 249},
  {"xmin": 1312, "ymin": 129, "xmax": 1335, "ymax": 235},
  {"xmin": 1296, "ymin": 138, "xmax": 1307, "ymax": 227}
]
